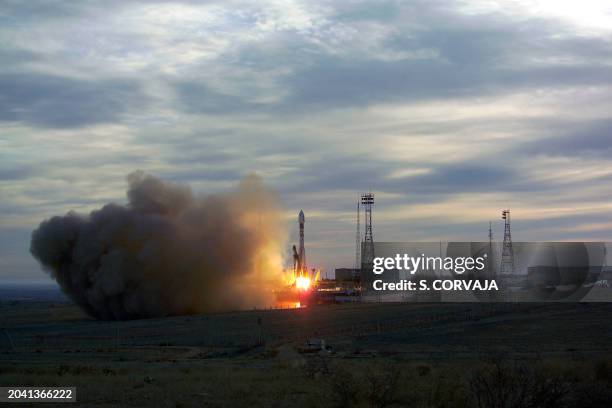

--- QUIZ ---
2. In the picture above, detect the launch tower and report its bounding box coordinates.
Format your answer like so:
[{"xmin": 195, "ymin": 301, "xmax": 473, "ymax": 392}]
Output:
[
  {"xmin": 500, "ymin": 209, "xmax": 514, "ymax": 275},
  {"xmin": 354, "ymin": 199, "xmax": 360, "ymax": 272},
  {"xmin": 361, "ymin": 193, "xmax": 375, "ymax": 267}
]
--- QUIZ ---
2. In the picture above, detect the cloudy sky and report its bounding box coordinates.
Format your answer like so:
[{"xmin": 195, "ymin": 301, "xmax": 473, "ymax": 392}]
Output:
[{"xmin": 2, "ymin": 0, "xmax": 612, "ymax": 282}]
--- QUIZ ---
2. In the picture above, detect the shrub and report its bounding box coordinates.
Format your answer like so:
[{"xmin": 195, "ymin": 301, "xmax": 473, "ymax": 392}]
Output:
[
  {"xmin": 329, "ymin": 366, "xmax": 360, "ymax": 408},
  {"xmin": 469, "ymin": 354, "xmax": 571, "ymax": 408},
  {"xmin": 365, "ymin": 363, "xmax": 401, "ymax": 408}
]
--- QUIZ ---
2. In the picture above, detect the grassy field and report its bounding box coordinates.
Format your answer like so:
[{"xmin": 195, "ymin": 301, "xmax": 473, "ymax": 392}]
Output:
[{"xmin": 1, "ymin": 302, "xmax": 611, "ymax": 407}]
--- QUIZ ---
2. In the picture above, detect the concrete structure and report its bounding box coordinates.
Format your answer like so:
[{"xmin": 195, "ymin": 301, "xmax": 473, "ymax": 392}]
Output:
[{"xmin": 335, "ymin": 268, "xmax": 359, "ymax": 282}]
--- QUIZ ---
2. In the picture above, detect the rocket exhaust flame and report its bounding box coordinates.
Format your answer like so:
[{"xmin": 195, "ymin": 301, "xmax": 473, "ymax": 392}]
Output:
[
  {"xmin": 295, "ymin": 276, "xmax": 311, "ymax": 291},
  {"xmin": 30, "ymin": 171, "xmax": 287, "ymax": 320},
  {"xmin": 273, "ymin": 209, "xmax": 323, "ymax": 308}
]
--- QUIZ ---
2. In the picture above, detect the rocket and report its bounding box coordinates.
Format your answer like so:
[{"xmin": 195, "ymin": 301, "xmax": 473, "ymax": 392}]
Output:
[{"xmin": 298, "ymin": 210, "xmax": 305, "ymax": 274}]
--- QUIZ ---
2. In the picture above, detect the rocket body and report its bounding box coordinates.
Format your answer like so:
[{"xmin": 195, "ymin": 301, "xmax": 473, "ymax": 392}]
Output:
[{"xmin": 298, "ymin": 210, "xmax": 306, "ymax": 274}]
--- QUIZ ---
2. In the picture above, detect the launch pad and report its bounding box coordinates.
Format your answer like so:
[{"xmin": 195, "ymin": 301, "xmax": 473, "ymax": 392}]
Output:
[{"xmin": 275, "ymin": 209, "xmax": 360, "ymax": 308}]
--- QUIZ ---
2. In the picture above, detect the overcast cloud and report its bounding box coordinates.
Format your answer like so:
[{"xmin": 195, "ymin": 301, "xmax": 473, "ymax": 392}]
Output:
[{"xmin": 1, "ymin": 0, "xmax": 612, "ymax": 281}]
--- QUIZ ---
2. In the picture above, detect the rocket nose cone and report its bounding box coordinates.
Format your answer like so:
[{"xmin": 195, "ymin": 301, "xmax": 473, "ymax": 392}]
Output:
[{"xmin": 299, "ymin": 210, "xmax": 305, "ymax": 223}]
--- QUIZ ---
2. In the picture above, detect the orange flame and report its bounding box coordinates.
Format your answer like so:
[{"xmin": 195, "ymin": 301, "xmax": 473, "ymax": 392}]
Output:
[
  {"xmin": 295, "ymin": 276, "xmax": 311, "ymax": 291},
  {"xmin": 284, "ymin": 267, "xmax": 320, "ymax": 290},
  {"xmin": 274, "ymin": 267, "xmax": 321, "ymax": 308}
]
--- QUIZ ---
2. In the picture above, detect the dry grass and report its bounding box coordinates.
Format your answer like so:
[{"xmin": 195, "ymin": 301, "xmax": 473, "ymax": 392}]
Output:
[{"xmin": 1, "ymin": 302, "xmax": 611, "ymax": 407}]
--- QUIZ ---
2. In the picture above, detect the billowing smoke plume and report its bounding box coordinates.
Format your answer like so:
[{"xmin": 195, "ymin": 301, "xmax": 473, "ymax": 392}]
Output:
[{"xmin": 30, "ymin": 171, "xmax": 287, "ymax": 320}]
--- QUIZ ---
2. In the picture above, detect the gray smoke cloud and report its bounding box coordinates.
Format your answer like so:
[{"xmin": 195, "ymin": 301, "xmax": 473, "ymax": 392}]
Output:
[{"xmin": 30, "ymin": 171, "xmax": 287, "ymax": 320}]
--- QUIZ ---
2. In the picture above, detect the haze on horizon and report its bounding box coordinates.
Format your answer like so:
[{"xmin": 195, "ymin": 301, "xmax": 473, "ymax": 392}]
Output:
[{"xmin": 1, "ymin": 0, "xmax": 612, "ymax": 283}]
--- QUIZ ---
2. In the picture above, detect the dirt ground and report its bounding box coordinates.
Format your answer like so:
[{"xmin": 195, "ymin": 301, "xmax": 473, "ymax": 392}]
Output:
[{"xmin": 1, "ymin": 302, "xmax": 611, "ymax": 407}]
